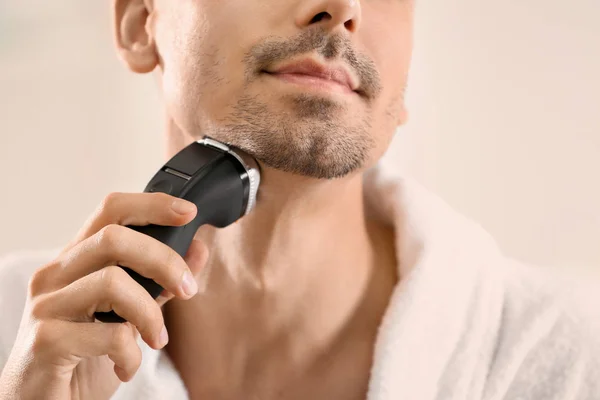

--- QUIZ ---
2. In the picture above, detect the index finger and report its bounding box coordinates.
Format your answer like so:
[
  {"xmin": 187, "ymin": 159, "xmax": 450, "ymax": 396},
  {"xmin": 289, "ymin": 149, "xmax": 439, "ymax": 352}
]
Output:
[{"xmin": 64, "ymin": 192, "xmax": 197, "ymax": 253}]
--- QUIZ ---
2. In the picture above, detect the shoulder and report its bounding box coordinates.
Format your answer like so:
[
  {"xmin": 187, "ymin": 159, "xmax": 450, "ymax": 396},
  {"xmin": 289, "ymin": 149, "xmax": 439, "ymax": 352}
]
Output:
[
  {"xmin": 500, "ymin": 258, "xmax": 600, "ymax": 344},
  {"xmin": 487, "ymin": 258, "xmax": 600, "ymax": 399},
  {"xmin": 0, "ymin": 249, "xmax": 59, "ymax": 365}
]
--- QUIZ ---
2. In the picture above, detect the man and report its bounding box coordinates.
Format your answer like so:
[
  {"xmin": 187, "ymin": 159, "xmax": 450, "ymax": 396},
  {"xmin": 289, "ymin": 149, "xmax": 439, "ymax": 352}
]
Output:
[{"xmin": 0, "ymin": 0, "xmax": 598, "ymax": 399}]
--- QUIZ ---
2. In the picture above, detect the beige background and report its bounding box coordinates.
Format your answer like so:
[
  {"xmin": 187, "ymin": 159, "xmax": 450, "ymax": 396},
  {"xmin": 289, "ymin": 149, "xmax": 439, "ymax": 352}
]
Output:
[{"xmin": 0, "ymin": 1, "xmax": 598, "ymax": 275}]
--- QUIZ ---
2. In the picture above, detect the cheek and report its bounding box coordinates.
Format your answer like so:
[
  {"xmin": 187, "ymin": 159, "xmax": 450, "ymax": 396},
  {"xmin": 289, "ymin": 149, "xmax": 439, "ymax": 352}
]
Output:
[
  {"xmin": 361, "ymin": 12, "xmax": 413, "ymax": 125},
  {"xmin": 357, "ymin": 33, "xmax": 413, "ymax": 165},
  {"xmin": 361, "ymin": 4, "xmax": 413, "ymax": 93},
  {"xmin": 156, "ymin": 4, "xmax": 248, "ymax": 134},
  {"xmin": 155, "ymin": 7, "xmax": 210, "ymax": 132}
]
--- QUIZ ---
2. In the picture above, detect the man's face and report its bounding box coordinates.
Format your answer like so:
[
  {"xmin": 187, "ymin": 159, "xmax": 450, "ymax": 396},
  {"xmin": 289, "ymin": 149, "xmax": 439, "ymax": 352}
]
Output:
[{"xmin": 151, "ymin": 0, "xmax": 413, "ymax": 179}]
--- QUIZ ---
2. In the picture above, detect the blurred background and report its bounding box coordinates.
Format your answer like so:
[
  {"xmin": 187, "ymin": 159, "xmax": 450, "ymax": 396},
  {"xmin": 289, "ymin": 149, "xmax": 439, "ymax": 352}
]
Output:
[{"xmin": 0, "ymin": 1, "xmax": 598, "ymax": 275}]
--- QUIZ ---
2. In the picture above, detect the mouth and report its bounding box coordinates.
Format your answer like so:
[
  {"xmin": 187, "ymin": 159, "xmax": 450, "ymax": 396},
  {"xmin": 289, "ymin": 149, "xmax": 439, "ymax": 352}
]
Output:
[{"xmin": 263, "ymin": 58, "xmax": 361, "ymax": 97}]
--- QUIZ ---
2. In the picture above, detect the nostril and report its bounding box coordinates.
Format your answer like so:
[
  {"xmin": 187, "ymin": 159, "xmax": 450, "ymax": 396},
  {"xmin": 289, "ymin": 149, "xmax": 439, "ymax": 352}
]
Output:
[{"xmin": 310, "ymin": 12, "xmax": 331, "ymax": 24}]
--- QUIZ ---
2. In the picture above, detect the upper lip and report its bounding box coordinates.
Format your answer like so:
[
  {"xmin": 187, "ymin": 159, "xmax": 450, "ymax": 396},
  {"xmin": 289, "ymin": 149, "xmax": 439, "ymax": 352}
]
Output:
[{"xmin": 266, "ymin": 59, "xmax": 359, "ymax": 92}]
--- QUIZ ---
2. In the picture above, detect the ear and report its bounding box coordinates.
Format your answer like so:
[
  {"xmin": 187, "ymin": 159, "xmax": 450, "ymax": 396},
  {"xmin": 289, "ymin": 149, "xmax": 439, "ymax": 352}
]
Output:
[{"xmin": 113, "ymin": 0, "xmax": 158, "ymax": 73}]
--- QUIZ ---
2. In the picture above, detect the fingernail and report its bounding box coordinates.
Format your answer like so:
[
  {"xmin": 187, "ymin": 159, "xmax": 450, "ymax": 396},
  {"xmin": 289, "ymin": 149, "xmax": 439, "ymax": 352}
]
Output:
[
  {"xmin": 181, "ymin": 269, "xmax": 198, "ymax": 297},
  {"xmin": 172, "ymin": 199, "xmax": 196, "ymax": 215},
  {"xmin": 159, "ymin": 325, "xmax": 169, "ymax": 347}
]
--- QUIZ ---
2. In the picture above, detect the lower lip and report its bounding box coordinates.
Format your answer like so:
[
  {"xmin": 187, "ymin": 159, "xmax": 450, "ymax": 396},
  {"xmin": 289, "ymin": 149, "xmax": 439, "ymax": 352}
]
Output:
[{"xmin": 266, "ymin": 73, "xmax": 356, "ymax": 95}]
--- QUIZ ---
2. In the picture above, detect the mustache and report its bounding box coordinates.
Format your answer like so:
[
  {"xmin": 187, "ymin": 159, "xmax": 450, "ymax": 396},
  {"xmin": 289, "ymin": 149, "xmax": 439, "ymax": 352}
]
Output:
[{"xmin": 244, "ymin": 27, "xmax": 382, "ymax": 99}]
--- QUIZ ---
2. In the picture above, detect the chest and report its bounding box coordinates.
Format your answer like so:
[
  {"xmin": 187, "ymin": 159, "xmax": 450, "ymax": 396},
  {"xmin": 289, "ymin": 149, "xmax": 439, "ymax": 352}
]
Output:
[
  {"xmin": 184, "ymin": 364, "xmax": 371, "ymax": 400},
  {"xmin": 180, "ymin": 339, "xmax": 375, "ymax": 400}
]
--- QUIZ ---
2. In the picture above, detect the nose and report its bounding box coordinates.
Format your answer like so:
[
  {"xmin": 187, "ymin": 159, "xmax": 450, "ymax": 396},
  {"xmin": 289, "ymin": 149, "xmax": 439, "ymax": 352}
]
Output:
[{"xmin": 296, "ymin": 0, "xmax": 362, "ymax": 34}]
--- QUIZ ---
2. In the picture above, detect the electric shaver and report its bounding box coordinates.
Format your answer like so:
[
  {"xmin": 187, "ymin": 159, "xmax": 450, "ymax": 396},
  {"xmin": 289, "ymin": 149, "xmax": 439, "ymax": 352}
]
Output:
[{"xmin": 94, "ymin": 137, "xmax": 261, "ymax": 323}]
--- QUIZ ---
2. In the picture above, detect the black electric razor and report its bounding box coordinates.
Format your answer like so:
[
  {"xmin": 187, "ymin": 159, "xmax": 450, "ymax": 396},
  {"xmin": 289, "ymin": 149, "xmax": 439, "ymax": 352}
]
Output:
[{"xmin": 94, "ymin": 137, "xmax": 261, "ymax": 323}]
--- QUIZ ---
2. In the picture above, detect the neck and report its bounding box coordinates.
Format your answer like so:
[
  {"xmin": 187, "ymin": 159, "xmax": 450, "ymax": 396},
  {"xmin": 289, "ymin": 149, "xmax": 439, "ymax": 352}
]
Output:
[
  {"xmin": 162, "ymin": 126, "xmax": 398, "ymax": 396},
  {"xmin": 197, "ymin": 168, "xmax": 383, "ymax": 340}
]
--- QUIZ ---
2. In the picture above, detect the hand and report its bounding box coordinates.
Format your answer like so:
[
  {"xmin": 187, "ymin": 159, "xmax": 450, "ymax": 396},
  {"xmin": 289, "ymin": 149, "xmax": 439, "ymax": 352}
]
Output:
[{"xmin": 0, "ymin": 192, "xmax": 209, "ymax": 400}]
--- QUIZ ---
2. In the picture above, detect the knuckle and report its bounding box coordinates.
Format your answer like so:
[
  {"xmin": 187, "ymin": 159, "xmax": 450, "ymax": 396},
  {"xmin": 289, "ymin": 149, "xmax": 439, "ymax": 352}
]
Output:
[
  {"xmin": 111, "ymin": 323, "xmax": 132, "ymax": 353},
  {"xmin": 27, "ymin": 261, "xmax": 59, "ymax": 297},
  {"xmin": 152, "ymin": 191, "xmax": 172, "ymax": 203},
  {"xmin": 98, "ymin": 192, "xmax": 122, "ymax": 216},
  {"xmin": 27, "ymin": 270, "xmax": 46, "ymax": 297},
  {"xmin": 31, "ymin": 320, "xmax": 59, "ymax": 355},
  {"xmin": 29, "ymin": 295, "xmax": 51, "ymax": 320},
  {"xmin": 96, "ymin": 224, "xmax": 123, "ymax": 251},
  {"xmin": 100, "ymin": 266, "xmax": 126, "ymax": 294}
]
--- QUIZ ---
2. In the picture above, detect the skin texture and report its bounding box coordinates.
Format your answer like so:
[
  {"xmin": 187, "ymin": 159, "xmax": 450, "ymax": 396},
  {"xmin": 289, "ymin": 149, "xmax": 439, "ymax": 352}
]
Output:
[
  {"xmin": 0, "ymin": 193, "xmax": 206, "ymax": 399},
  {"xmin": 0, "ymin": 0, "xmax": 414, "ymax": 399},
  {"xmin": 131, "ymin": 1, "xmax": 414, "ymax": 397}
]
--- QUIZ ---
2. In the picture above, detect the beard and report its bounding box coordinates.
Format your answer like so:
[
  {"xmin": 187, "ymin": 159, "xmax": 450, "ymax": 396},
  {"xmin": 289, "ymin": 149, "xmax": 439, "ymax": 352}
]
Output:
[
  {"xmin": 209, "ymin": 28, "xmax": 380, "ymax": 180},
  {"xmin": 213, "ymin": 92, "xmax": 375, "ymax": 180}
]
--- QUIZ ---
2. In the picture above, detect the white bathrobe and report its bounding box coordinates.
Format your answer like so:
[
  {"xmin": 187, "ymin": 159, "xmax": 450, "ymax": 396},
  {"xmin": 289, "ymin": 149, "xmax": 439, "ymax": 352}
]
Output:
[{"xmin": 1, "ymin": 166, "xmax": 599, "ymax": 399}]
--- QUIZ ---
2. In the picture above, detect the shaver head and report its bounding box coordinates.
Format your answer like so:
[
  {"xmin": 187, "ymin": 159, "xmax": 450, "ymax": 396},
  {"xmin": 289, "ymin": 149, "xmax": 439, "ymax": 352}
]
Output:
[
  {"xmin": 198, "ymin": 137, "xmax": 261, "ymax": 216},
  {"xmin": 144, "ymin": 136, "xmax": 261, "ymax": 222}
]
